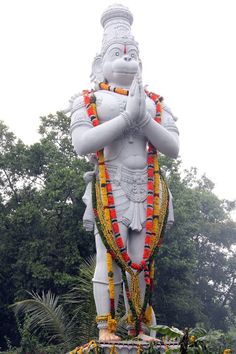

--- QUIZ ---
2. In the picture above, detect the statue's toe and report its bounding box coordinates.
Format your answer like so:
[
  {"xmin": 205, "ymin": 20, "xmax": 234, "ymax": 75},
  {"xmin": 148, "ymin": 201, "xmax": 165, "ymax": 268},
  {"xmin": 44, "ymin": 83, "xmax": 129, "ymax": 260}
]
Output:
[
  {"xmin": 137, "ymin": 332, "xmax": 160, "ymax": 342},
  {"xmin": 99, "ymin": 328, "xmax": 121, "ymax": 342}
]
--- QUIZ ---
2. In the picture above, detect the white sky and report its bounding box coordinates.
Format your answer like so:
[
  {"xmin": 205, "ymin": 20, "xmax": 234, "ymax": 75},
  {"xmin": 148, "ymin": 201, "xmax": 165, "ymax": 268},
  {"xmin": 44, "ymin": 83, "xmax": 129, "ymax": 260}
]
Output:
[{"xmin": 0, "ymin": 0, "xmax": 236, "ymax": 213}]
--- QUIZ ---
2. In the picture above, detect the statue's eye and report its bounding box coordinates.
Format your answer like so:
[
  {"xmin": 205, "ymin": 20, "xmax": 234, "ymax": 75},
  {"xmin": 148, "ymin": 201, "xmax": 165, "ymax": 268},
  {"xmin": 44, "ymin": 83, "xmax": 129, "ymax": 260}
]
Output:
[
  {"xmin": 131, "ymin": 53, "xmax": 137, "ymax": 59},
  {"xmin": 115, "ymin": 51, "xmax": 120, "ymax": 56}
]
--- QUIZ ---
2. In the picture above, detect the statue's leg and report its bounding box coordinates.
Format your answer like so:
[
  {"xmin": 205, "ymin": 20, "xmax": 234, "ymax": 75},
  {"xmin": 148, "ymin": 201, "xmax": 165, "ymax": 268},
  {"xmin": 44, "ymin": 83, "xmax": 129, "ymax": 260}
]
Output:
[
  {"xmin": 127, "ymin": 227, "xmax": 146, "ymax": 301},
  {"xmin": 93, "ymin": 223, "xmax": 128, "ymax": 340},
  {"xmin": 127, "ymin": 227, "xmax": 158, "ymax": 340}
]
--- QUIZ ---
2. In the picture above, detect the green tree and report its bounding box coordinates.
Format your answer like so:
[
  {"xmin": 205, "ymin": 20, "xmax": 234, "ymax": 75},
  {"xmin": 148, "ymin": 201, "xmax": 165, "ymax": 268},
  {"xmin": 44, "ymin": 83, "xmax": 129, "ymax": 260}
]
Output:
[
  {"xmin": 154, "ymin": 157, "xmax": 236, "ymax": 331},
  {"xmin": 0, "ymin": 114, "xmax": 236, "ymax": 350},
  {"xmin": 0, "ymin": 116, "xmax": 94, "ymax": 350},
  {"xmin": 12, "ymin": 256, "xmax": 97, "ymax": 352}
]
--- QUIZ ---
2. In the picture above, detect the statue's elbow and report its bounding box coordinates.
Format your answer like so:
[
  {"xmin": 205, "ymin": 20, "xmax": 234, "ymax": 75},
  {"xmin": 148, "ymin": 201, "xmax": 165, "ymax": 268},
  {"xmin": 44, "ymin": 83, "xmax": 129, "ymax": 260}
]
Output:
[
  {"xmin": 168, "ymin": 141, "xmax": 179, "ymax": 159},
  {"xmin": 72, "ymin": 136, "xmax": 87, "ymax": 156},
  {"xmin": 74, "ymin": 145, "xmax": 86, "ymax": 156},
  {"xmin": 171, "ymin": 149, "xmax": 179, "ymax": 159},
  {"xmin": 169, "ymin": 134, "xmax": 179, "ymax": 158},
  {"xmin": 74, "ymin": 138, "xmax": 97, "ymax": 156}
]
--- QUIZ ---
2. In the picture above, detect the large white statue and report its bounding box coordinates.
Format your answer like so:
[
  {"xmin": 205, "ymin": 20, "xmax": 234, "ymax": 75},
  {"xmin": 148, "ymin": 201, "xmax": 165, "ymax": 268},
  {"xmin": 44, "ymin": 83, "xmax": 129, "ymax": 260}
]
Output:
[{"xmin": 69, "ymin": 4, "xmax": 179, "ymax": 342}]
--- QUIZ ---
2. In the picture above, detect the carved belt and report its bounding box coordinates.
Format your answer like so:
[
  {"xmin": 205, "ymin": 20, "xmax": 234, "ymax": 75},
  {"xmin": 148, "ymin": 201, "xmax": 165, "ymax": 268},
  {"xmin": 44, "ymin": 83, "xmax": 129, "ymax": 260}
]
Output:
[{"xmin": 106, "ymin": 165, "xmax": 147, "ymax": 203}]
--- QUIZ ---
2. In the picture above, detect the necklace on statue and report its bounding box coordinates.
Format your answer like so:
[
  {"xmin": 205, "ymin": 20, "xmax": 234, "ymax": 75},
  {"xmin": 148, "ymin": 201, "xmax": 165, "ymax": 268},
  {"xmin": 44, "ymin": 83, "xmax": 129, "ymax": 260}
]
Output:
[{"xmin": 99, "ymin": 82, "xmax": 129, "ymax": 95}]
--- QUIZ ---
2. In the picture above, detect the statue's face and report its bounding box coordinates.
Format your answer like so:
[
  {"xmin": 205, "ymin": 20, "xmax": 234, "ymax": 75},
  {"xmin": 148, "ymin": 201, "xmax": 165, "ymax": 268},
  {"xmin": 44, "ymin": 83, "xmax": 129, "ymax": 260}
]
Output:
[{"xmin": 102, "ymin": 43, "xmax": 140, "ymax": 87}]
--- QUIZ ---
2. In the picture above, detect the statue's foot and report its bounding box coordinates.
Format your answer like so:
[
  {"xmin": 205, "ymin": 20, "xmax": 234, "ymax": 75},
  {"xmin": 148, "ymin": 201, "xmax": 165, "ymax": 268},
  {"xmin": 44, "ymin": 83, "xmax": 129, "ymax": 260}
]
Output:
[
  {"xmin": 99, "ymin": 328, "xmax": 121, "ymax": 341},
  {"xmin": 137, "ymin": 331, "xmax": 161, "ymax": 342}
]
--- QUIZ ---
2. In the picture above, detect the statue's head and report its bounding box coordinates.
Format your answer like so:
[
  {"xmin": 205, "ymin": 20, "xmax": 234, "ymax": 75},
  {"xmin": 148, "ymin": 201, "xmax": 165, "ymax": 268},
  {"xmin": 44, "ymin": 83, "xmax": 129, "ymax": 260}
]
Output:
[{"xmin": 91, "ymin": 4, "xmax": 141, "ymax": 88}]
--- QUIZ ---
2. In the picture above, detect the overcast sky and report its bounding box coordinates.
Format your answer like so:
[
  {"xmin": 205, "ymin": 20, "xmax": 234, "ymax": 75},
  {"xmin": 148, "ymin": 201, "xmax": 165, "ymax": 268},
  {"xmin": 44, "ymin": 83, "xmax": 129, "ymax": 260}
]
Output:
[{"xmin": 0, "ymin": 0, "xmax": 236, "ymax": 216}]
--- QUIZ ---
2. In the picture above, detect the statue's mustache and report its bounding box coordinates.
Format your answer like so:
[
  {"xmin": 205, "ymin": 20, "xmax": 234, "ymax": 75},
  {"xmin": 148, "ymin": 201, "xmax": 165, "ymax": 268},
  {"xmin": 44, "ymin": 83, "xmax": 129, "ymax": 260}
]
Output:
[{"xmin": 112, "ymin": 60, "xmax": 139, "ymax": 74}]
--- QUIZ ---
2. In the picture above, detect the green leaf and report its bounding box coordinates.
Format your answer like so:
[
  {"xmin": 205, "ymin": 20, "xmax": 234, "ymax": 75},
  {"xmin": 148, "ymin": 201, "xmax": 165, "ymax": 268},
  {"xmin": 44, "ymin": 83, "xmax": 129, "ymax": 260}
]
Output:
[{"xmin": 150, "ymin": 325, "xmax": 184, "ymax": 338}]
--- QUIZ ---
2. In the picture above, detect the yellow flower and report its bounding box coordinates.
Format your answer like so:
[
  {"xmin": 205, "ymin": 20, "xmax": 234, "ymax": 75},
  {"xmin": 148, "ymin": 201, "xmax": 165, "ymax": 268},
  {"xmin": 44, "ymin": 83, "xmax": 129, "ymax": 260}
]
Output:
[
  {"xmin": 189, "ymin": 335, "xmax": 196, "ymax": 343},
  {"xmin": 223, "ymin": 349, "xmax": 232, "ymax": 354},
  {"xmin": 108, "ymin": 316, "xmax": 117, "ymax": 333}
]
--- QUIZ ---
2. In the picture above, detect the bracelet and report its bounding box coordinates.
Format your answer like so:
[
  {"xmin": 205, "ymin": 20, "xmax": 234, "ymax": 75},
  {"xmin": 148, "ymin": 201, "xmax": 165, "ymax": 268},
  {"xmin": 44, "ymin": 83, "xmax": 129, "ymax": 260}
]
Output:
[
  {"xmin": 138, "ymin": 112, "xmax": 151, "ymax": 128},
  {"xmin": 96, "ymin": 314, "xmax": 117, "ymax": 332}
]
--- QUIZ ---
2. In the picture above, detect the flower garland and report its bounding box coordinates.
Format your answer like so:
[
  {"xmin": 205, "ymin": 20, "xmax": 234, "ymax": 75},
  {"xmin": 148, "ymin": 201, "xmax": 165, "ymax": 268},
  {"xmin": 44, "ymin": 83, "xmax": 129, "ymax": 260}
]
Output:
[
  {"xmin": 70, "ymin": 341, "xmax": 144, "ymax": 354},
  {"xmin": 83, "ymin": 84, "xmax": 169, "ymax": 334},
  {"xmin": 99, "ymin": 82, "xmax": 129, "ymax": 96},
  {"xmin": 70, "ymin": 340, "xmax": 98, "ymax": 354}
]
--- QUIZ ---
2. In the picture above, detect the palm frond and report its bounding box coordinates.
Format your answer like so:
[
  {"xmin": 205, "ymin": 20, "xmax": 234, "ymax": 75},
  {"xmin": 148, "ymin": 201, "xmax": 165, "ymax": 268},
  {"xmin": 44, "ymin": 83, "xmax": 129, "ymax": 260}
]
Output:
[
  {"xmin": 63, "ymin": 255, "xmax": 96, "ymax": 308},
  {"xmin": 11, "ymin": 290, "xmax": 76, "ymax": 349},
  {"xmin": 63, "ymin": 255, "xmax": 98, "ymax": 341}
]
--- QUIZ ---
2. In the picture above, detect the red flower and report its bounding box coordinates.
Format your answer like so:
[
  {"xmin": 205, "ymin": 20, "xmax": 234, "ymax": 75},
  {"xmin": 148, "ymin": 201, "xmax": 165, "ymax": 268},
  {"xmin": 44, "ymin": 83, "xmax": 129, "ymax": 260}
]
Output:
[
  {"xmin": 147, "ymin": 156, "xmax": 154, "ymax": 164},
  {"xmin": 147, "ymin": 195, "xmax": 154, "ymax": 205},
  {"xmin": 122, "ymin": 252, "xmax": 130, "ymax": 263},
  {"xmin": 110, "ymin": 209, "xmax": 116, "ymax": 219},
  {"xmin": 87, "ymin": 106, "xmax": 94, "ymax": 116},
  {"xmin": 108, "ymin": 195, "xmax": 115, "ymax": 205},
  {"xmin": 83, "ymin": 95, "xmax": 90, "ymax": 105},
  {"xmin": 113, "ymin": 222, "xmax": 119, "ymax": 234},
  {"xmin": 143, "ymin": 249, "xmax": 151, "ymax": 259},
  {"xmin": 110, "ymin": 251, "xmax": 116, "ymax": 259},
  {"xmin": 140, "ymin": 260, "xmax": 147, "ymax": 269},
  {"xmin": 131, "ymin": 263, "xmax": 142, "ymax": 271},
  {"xmin": 148, "ymin": 169, "xmax": 154, "ymax": 178},
  {"xmin": 93, "ymin": 119, "xmax": 99, "ymax": 127},
  {"xmin": 146, "ymin": 221, "xmax": 153, "ymax": 232},
  {"xmin": 147, "ymin": 182, "xmax": 154, "ymax": 191},
  {"xmin": 145, "ymin": 236, "xmax": 151, "ymax": 245},
  {"xmin": 107, "ymin": 184, "xmax": 112, "ymax": 192},
  {"xmin": 116, "ymin": 237, "xmax": 124, "ymax": 248}
]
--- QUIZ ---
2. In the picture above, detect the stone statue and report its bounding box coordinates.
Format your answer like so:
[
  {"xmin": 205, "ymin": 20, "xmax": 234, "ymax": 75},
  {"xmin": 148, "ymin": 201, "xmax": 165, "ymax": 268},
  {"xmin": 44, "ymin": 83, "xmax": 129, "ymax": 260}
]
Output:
[{"xmin": 69, "ymin": 4, "xmax": 179, "ymax": 342}]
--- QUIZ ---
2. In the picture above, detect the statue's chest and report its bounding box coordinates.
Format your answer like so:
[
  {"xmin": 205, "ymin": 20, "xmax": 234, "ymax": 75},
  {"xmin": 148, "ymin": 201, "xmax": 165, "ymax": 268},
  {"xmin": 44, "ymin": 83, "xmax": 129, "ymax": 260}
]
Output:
[
  {"xmin": 94, "ymin": 90, "xmax": 156, "ymax": 123},
  {"xmin": 95, "ymin": 91, "xmax": 125, "ymax": 122}
]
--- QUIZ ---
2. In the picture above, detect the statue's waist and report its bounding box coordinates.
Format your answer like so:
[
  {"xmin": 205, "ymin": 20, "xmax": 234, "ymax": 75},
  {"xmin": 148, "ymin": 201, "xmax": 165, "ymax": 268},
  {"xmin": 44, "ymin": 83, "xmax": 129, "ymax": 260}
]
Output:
[
  {"xmin": 104, "ymin": 138, "xmax": 147, "ymax": 168},
  {"xmin": 101, "ymin": 164, "xmax": 147, "ymax": 203}
]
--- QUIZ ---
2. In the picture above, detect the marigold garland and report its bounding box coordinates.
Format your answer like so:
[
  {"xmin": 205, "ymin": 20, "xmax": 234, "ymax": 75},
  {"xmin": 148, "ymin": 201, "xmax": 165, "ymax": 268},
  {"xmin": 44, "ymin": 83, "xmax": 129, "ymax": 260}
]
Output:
[
  {"xmin": 84, "ymin": 84, "xmax": 169, "ymax": 334},
  {"xmin": 107, "ymin": 251, "xmax": 116, "ymax": 321},
  {"xmin": 69, "ymin": 340, "xmax": 98, "ymax": 354}
]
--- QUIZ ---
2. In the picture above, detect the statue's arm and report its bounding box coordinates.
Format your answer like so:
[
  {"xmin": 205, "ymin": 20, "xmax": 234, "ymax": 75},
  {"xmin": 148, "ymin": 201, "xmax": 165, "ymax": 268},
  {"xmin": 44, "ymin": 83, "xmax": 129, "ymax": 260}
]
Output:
[
  {"xmin": 142, "ymin": 103, "xmax": 179, "ymax": 158},
  {"xmin": 70, "ymin": 96, "xmax": 128, "ymax": 156}
]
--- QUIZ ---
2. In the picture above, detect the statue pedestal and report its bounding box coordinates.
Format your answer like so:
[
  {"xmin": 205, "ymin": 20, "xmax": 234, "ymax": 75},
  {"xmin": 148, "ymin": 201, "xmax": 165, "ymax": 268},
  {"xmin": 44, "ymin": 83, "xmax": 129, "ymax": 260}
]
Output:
[{"xmin": 71, "ymin": 340, "xmax": 179, "ymax": 353}]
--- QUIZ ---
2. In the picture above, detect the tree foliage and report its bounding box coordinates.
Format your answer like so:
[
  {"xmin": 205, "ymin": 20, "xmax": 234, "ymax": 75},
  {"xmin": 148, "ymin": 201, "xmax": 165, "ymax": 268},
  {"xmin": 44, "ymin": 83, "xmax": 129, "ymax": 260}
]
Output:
[
  {"xmin": 0, "ymin": 114, "xmax": 235, "ymax": 350},
  {"xmin": 155, "ymin": 157, "xmax": 236, "ymax": 331},
  {"xmin": 0, "ymin": 116, "xmax": 94, "ymax": 349}
]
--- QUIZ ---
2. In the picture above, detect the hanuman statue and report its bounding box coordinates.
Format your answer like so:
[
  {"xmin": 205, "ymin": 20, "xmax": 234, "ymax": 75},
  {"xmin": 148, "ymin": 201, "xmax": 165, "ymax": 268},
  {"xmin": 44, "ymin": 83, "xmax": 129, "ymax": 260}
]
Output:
[{"xmin": 69, "ymin": 4, "xmax": 179, "ymax": 342}]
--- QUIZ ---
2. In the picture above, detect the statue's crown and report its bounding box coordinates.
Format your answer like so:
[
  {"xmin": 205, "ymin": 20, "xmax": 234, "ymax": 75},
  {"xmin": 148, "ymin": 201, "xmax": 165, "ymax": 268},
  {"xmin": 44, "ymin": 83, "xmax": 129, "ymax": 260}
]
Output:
[{"xmin": 100, "ymin": 4, "xmax": 138, "ymax": 54}]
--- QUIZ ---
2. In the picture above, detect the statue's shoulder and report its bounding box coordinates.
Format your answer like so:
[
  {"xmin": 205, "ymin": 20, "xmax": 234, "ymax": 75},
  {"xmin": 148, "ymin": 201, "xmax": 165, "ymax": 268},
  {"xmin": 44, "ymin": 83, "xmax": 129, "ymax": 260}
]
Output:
[
  {"xmin": 65, "ymin": 90, "xmax": 99, "ymax": 115},
  {"xmin": 69, "ymin": 91, "xmax": 94, "ymax": 133},
  {"xmin": 71, "ymin": 93, "xmax": 86, "ymax": 114},
  {"xmin": 146, "ymin": 89, "xmax": 177, "ymax": 120},
  {"xmin": 145, "ymin": 90, "xmax": 163, "ymax": 105},
  {"xmin": 161, "ymin": 101, "xmax": 179, "ymax": 134},
  {"xmin": 162, "ymin": 102, "xmax": 178, "ymax": 122},
  {"xmin": 63, "ymin": 92, "xmax": 87, "ymax": 115},
  {"xmin": 94, "ymin": 90, "xmax": 106, "ymax": 101},
  {"xmin": 94, "ymin": 90, "xmax": 122, "ymax": 111},
  {"xmin": 94, "ymin": 89, "xmax": 118, "ymax": 100},
  {"xmin": 146, "ymin": 89, "xmax": 178, "ymax": 133}
]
